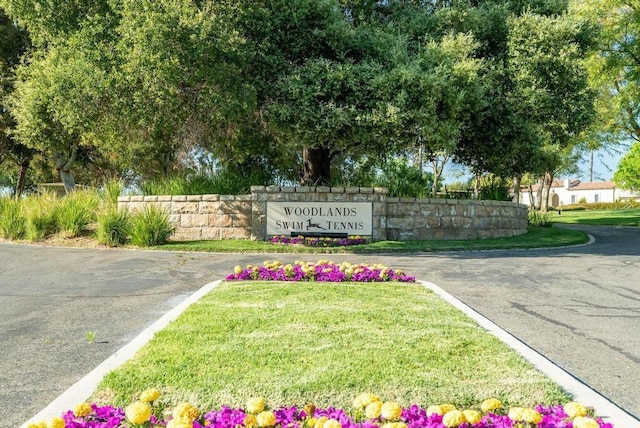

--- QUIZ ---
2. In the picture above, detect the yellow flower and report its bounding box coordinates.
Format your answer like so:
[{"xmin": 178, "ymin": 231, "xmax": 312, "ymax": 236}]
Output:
[
  {"xmin": 573, "ymin": 416, "xmax": 600, "ymax": 428},
  {"xmin": 381, "ymin": 402, "xmax": 402, "ymax": 420},
  {"xmin": 480, "ymin": 398, "xmax": 503, "ymax": 413},
  {"xmin": 26, "ymin": 423, "xmax": 46, "ymax": 428},
  {"xmin": 426, "ymin": 404, "xmax": 456, "ymax": 416},
  {"xmin": 365, "ymin": 401, "xmax": 383, "ymax": 419},
  {"xmin": 257, "ymin": 410, "xmax": 276, "ymax": 427},
  {"xmin": 522, "ymin": 408, "xmax": 542, "ymax": 424},
  {"xmin": 173, "ymin": 402, "xmax": 199, "ymax": 422},
  {"xmin": 462, "ymin": 410, "xmax": 482, "ymax": 424},
  {"xmin": 439, "ymin": 404, "xmax": 456, "ymax": 414},
  {"xmin": 426, "ymin": 405, "xmax": 444, "ymax": 416},
  {"xmin": 323, "ymin": 419, "xmax": 342, "ymax": 428},
  {"xmin": 167, "ymin": 419, "xmax": 193, "ymax": 428},
  {"xmin": 303, "ymin": 403, "xmax": 316, "ymax": 416},
  {"xmin": 442, "ymin": 410, "xmax": 466, "ymax": 428},
  {"xmin": 564, "ymin": 402, "xmax": 588, "ymax": 419},
  {"xmin": 308, "ymin": 418, "xmax": 317, "ymax": 427},
  {"xmin": 382, "ymin": 423, "xmax": 407, "ymax": 428},
  {"xmin": 353, "ymin": 393, "xmax": 381, "ymax": 409},
  {"xmin": 246, "ymin": 397, "xmax": 267, "ymax": 414},
  {"xmin": 46, "ymin": 417, "xmax": 65, "ymax": 428},
  {"xmin": 508, "ymin": 407, "xmax": 525, "ymax": 422},
  {"xmin": 73, "ymin": 402, "xmax": 93, "ymax": 417},
  {"xmin": 234, "ymin": 265, "xmax": 243, "ymax": 274},
  {"xmin": 314, "ymin": 416, "xmax": 329, "ymax": 428},
  {"xmin": 244, "ymin": 414, "xmax": 258, "ymax": 427},
  {"xmin": 125, "ymin": 401, "xmax": 152, "ymax": 425},
  {"xmin": 140, "ymin": 388, "xmax": 161, "ymax": 403}
]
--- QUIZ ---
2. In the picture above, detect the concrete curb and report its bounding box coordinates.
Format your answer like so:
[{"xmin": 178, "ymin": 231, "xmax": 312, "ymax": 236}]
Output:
[
  {"xmin": 20, "ymin": 279, "xmax": 223, "ymax": 428},
  {"xmin": 23, "ymin": 276, "xmax": 639, "ymax": 428},
  {"xmin": 418, "ymin": 280, "xmax": 640, "ymax": 428}
]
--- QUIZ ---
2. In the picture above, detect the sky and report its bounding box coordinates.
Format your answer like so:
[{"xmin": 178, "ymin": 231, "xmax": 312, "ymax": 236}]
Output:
[{"xmin": 575, "ymin": 148, "xmax": 624, "ymax": 182}]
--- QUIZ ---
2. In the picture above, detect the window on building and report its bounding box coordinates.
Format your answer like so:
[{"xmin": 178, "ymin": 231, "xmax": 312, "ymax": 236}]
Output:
[
  {"xmin": 571, "ymin": 195, "xmax": 576, "ymax": 204},
  {"xmin": 594, "ymin": 194, "xmax": 599, "ymax": 203}
]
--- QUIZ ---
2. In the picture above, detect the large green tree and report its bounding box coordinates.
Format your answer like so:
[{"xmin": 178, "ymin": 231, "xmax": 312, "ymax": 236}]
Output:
[
  {"xmin": 571, "ymin": 0, "xmax": 640, "ymax": 143},
  {"xmin": 3, "ymin": 0, "xmax": 254, "ymax": 185},
  {"xmin": 508, "ymin": 12, "xmax": 595, "ymax": 210},
  {"xmin": 0, "ymin": 7, "xmax": 34, "ymax": 197},
  {"xmin": 2, "ymin": 0, "xmax": 597, "ymax": 191},
  {"xmin": 449, "ymin": 4, "xmax": 595, "ymax": 209},
  {"xmin": 614, "ymin": 142, "xmax": 640, "ymax": 191},
  {"xmin": 238, "ymin": 0, "xmax": 486, "ymax": 185}
]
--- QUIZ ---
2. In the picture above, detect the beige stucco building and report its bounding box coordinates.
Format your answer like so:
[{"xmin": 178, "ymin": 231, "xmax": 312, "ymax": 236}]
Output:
[{"xmin": 520, "ymin": 179, "xmax": 640, "ymax": 208}]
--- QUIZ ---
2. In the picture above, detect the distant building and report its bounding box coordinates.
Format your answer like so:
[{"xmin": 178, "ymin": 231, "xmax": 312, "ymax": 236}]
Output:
[{"xmin": 519, "ymin": 179, "xmax": 640, "ymax": 208}]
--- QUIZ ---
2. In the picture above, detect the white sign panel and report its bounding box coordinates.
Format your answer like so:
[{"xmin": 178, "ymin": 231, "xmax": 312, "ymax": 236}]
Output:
[{"xmin": 267, "ymin": 202, "xmax": 372, "ymax": 235}]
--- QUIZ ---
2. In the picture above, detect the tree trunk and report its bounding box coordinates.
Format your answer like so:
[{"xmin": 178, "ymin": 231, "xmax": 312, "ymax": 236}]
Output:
[
  {"xmin": 301, "ymin": 146, "xmax": 332, "ymax": 186},
  {"xmin": 14, "ymin": 156, "xmax": 31, "ymax": 198},
  {"xmin": 512, "ymin": 176, "xmax": 521, "ymax": 203},
  {"xmin": 432, "ymin": 168, "xmax": 441, "ymax": 196},
  {"xmin": 527, "ymin": 183, "xmax": 535, "ymax": 207},
  {"xmin": 161, "ymin": 152, "xmax": 173, "ymax": 176},
  {"xmin": 55, "ymin": 146, "xmax": 77, "ymax": 193},
  {"xmin": 540, "ymin": 172, "xmax": 554, "ymax": 212},
  {"xmin": 429, "ymin": 153, "xmax": 450, "ymax": 196},
  {"xmin": 473, "ymin": 174, "xmax": 480, "ymax": 199},
  {"xmin": 535, "ymin": 177, "xmax": 543, "ymax": 210}
]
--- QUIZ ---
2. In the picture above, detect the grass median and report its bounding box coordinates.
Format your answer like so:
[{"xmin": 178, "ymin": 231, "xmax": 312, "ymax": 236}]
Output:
[
  {"xmin": 93, "ymin": 280, "xmax": 568, "ymax": 412},
  {"xmin": 552, "ymin": 208, "xmax": 640, "ymax": 227},
  {"xmin": 157, "ymin": 226, "xmax": 588, "ymax": 253}
]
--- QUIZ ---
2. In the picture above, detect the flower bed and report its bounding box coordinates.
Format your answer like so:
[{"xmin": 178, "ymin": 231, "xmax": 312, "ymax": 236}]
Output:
[
  {"xmin": 30, "ymin": 265, "xmax": 614, "ymax": 428},
  {"xmin": 225, "ymin": 261, "xmax": 416, "ymax": 283},
  {"xmin": 32, "ymin": 392, "xmax": 613, "ymax": 428},
  {"xmin": 270, "ymin": 235, "xmax": 370, "ymax": 247}
]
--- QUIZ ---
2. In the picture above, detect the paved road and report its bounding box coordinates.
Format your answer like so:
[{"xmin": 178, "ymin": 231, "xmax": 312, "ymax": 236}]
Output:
[{"xmin": 1, "ymin": 225, "xmax": 639, "ymax": 427}]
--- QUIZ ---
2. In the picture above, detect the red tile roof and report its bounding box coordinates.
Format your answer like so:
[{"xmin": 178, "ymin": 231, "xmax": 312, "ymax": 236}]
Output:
[
  {"xmin": 571, "ymin": 181, "xmax": 616, "ymax": 191},
  {"xmin": 522, "ymin": 180, "xmax": 617, "ymax": 192}
]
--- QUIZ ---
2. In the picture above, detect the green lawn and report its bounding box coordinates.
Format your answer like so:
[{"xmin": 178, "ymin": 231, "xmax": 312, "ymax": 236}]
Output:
[
  {"xmin": 94, "ymin": 281, "xmax": 568, "ymax": 412},
  {"xmin": 157, "ymin": 226, "xmax": 588, "ymax": 253},
  {"xmin": 553, "ymin": 208, "xmax": 640, "ymax": 227}
]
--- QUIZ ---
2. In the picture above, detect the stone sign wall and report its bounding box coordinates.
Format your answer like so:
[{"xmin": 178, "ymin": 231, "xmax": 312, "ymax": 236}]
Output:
[
  {"xmin": 266, "ymin": 202, "xmax": 373, "ymax": 236},
  {"xmin": 117, "ymin": 186, "xmax": 528, "ymax": 242}
]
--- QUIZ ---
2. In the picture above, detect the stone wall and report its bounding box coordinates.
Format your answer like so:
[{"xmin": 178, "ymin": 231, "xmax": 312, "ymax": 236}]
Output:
[
  {"xmin": 117, "ymin": 194, "xmax": 253, "ymax": 240},
  {"xmin": 385, "ymin": 197, "xmax": 528, "ymax": 240},
  {"xmin": 118, "ymin": 186, "xmax": 528, "ymax": 241}
]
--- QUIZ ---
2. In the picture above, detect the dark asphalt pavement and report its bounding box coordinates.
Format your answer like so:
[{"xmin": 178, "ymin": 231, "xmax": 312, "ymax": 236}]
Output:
[{"xmin": 1, "ymin": 225, "xmax": 638, "ymax": 427}]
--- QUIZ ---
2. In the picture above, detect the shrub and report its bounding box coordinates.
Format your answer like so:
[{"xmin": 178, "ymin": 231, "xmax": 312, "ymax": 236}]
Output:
[
  {"xmin": 25, "ymin": 193, "xmax": 58, "ymax": 241},
  {"xmin": 101, "ymin": 179, "xmax": 124, "ymax": 208},
  {"xmin": 140, "ymin": 168, "xmax": 274, "ymax": 196},
  {"xmin": 130, "ymin": 205, "xmax": 174, "ymax": 246},
  {"xmin": 528, "ymin": 210, "xmax": 553, "ymax": 227},
  {"xmin": 0, "ymin": 197, "xmax": 25, "ymax": 239},
  {"xmin": 560, "ymin": 200, "xmax": 640, "ymax": 211},
  {"xmin": 96, "ymin": 208, "xmax": 131, "ymax": 247},
  {"xmin": 55, "ymin": 191, "xmax": 99, "ymax": 237}
]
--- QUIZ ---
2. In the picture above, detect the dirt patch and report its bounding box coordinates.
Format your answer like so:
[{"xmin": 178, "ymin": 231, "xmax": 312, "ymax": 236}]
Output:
[{"xmin": 0, "ymin": 227, "xmax": 108, "ymax": 249}]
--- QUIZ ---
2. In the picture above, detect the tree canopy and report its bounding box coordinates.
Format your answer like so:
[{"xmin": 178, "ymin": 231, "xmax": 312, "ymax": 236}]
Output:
[
  {"xmin": 0, "ymin": 0, "xmax": 602, "ymax": 194},
  {"xmin": 614, "ymin": 142, "xmax": 640, "ymax": 191}
]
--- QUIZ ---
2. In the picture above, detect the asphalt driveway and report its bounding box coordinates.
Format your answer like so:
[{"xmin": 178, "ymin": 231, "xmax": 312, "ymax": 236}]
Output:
[{"xmin": 1, "ymin": 225, "xmax": 639, "ymax": 427}]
